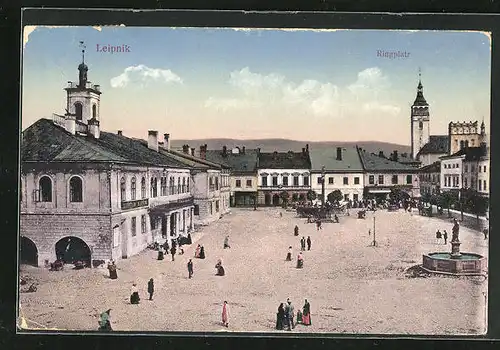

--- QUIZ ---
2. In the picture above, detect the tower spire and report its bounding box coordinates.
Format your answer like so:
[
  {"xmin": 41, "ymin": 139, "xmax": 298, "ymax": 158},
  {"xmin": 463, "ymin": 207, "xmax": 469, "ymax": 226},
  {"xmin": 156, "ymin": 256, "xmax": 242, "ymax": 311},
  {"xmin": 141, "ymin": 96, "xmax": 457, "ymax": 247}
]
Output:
[
  {"xmin": 77, "ymin": 41, "xmax": 88, "ymax": 88},
  {"xmin": 413, "ymin": 67, "xmax": 427, "ymax": 106},
  {"xmin": 80, "ymin": 41, "xmax": 86, "ymax": 64}
]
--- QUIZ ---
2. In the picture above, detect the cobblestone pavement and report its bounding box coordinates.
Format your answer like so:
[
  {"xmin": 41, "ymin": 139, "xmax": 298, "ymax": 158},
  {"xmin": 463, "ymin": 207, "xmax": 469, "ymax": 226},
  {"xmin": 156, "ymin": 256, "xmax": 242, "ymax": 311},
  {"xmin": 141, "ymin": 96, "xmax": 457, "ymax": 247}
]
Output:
[{"xmin": 19, "ymin": 208, "xmax": 488, "ymax": 334}]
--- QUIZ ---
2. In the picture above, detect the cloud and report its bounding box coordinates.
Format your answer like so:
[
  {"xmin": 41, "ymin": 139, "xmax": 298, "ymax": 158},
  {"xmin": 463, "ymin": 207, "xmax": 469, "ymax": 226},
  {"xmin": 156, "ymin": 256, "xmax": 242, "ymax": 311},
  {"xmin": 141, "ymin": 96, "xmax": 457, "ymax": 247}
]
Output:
[
  {"xmin": 205, "ymin": 66, "xmax": 398, "ymax": 117},
  {"xmin": 22, "ymin": 25, "xmax": 103, "ymax": 49},
  {"xmin": 110, "ymin": 65, "xmax": 183, "ymax": 88}
]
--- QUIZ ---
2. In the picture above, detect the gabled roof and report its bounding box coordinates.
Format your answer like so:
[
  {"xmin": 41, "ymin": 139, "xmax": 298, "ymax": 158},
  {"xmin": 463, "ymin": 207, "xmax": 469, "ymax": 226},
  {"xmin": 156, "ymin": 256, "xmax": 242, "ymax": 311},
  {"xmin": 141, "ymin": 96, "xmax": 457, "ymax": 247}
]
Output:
[
  {"xmin": 258, "ymin": 151, "xmax": 311, "ymax": 169},
  {"xmin": 308, "ymin": 146, "xmax": 363, "ymax": 172},
  {"xmin": 417, "ymin": 135, "xmax": 449, "ymax": 156},
  {"xmin": 419, "ymin": 161, "xmax": 441, "ymax": 173},
  {"xmin": 441, "ymin": 146, "xmax": 487, "ymax": 162},
  {"xmin": 21, "ymin": 118, "xmax": 189, "ymax": 169},
  {"xmin": 205, "ymin": 149, "xmax": 258, "ymax": 173},
  {"xmin": 358, "ymin": 148, "xmax": 417, "ymax": 172}
]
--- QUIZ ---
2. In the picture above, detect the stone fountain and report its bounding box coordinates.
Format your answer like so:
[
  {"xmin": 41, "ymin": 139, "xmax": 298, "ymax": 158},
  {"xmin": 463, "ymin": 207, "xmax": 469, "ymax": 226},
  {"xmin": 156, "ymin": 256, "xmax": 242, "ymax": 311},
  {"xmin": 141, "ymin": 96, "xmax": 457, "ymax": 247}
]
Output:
[{"xmin": 422, "ymin": 219, "xmax": 486, "ymax": 275}]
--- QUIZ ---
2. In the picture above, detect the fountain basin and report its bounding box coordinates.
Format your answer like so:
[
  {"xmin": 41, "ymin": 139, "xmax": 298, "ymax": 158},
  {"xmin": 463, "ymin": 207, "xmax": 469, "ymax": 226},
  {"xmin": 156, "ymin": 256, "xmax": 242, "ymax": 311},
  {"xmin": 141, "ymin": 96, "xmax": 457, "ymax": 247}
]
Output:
[{"xmin": 422, "ymin": 252, "xmax": 486, "ymax": 275}]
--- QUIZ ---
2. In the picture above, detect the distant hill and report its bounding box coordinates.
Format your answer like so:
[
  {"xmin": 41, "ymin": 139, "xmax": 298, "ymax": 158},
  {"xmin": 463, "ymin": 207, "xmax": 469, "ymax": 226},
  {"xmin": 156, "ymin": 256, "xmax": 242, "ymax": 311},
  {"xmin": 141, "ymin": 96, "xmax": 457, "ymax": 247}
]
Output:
[{"xmin": 170, "ymin": 139, "xmax": 411, "ymax": 156}]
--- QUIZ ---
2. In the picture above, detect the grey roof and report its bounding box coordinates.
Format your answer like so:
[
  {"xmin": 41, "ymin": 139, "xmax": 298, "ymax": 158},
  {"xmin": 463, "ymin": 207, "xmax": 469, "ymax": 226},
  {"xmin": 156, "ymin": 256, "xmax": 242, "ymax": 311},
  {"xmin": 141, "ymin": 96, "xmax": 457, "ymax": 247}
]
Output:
[
  {"xmin": 419, "ymin": 161, "xmax": 441, "ymax": 173},
  {"xmin": 413, "ymin": 81, "xmax": 428, "ymax": 106},
  {"xmin": 258, "ymin": 151, "xmax": 311, "ymax": 169},
  {"xmin": 358, "ymin": 147, "xmax": 417, "ymax": 172},
  {"xmin": 205, "ymin": 149, "xmax": 258, "ymax": 173},
  {"xmin": 21, "ymin": 118, "xmax": 189, "ymax": 168},
  {"xmin": 417, "ymin": 135, "xmax": 449, "ymax": 156},
  {"xmin": 309, "ymin": 146, "xmax": 363, "ymax": 172},
  {"xmin": 442, "ymin": 146, "xmax": 487, "ymax": 162}
]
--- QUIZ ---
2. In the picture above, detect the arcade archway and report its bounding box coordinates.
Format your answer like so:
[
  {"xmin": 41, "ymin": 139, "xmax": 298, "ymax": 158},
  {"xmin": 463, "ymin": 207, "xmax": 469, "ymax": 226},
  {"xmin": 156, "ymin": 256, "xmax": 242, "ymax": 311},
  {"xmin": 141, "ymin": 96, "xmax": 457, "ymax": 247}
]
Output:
[
  {"xmin": 55, "ymin": 236, "xmax": 91, "ymax": 266},
  {"xmin": 272, "ymin": 194, "xmax": 280, "ymax": 206},
  {"xmin": 20, "ymin": 237, "xmax": 38, "ymax": 266}
]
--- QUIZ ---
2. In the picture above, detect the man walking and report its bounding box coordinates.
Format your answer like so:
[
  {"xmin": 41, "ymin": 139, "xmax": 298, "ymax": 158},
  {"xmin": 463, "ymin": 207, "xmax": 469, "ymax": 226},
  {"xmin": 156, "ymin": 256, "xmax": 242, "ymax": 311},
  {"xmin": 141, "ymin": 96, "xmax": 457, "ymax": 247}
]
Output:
[
  {"xmin": 307, "ymin": 236, "xmax": 311, "ymax": 251},
  {"xmin": 301, "ymin": 237, "xmax": 306, "ymax": 251},
  {"xmin": 147, "ymin": 278, "xmax": 154, "ymax": 301},
  {"xmin": 286, "ymin": 298, "xmax": 295, "ymax": 330},
  {"xmin": 170, "ymin": 245, "xmax": 176, "ymax": 261},
  {"xmin": 224, "ymin": 235, "xmax": 231, "ymax": 249},
  {"xmin": 187, "ymin": 259, "xmax": 194, "ymax": 279},
  {"xmin": 443, "ymin": 230, "xmax": 448, "ymax": 245}
]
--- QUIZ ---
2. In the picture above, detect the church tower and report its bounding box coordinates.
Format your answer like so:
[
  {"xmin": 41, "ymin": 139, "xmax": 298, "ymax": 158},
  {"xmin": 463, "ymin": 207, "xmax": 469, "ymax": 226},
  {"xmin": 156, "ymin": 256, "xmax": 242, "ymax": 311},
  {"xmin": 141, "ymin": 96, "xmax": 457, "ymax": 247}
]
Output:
[
  {"xmin": 64, "ymin": 41, "xmax": 102, "ymax": 127},
  {"xmin": 410, "ymin": 70, "xmax": 430, "ymax": 159}
]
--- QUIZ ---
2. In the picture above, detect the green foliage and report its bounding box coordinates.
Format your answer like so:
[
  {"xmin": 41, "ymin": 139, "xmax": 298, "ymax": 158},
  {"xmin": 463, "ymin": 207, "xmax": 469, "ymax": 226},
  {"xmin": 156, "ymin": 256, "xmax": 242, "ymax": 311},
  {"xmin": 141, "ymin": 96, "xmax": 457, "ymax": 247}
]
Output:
[
  {"xmin": 327, "ymin": 190, "xmax": 343, "ymax": 203},
  {"xmin": 306, "ymin": 190, "xmax": 317, "ymax": 202},
  {"xmin": 389, "ymin": 187, "xmax": 410, "ymax": 203},
  {"xmin": 280, "ymin": 190, "xmax": 290, "ymax": 202}
]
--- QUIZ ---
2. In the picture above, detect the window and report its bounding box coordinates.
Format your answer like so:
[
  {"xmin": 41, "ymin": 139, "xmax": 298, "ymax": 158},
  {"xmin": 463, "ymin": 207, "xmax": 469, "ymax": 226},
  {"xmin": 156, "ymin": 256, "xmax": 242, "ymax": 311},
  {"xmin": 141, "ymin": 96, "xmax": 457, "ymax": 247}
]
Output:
[
  {"xmin": 484, "ymin": 165, "xmax": 487, "ymax": 173},
  {"xmin": 209, "ymin": 177, "xmax": 214, "ymax": 191},
  {"xmin": 293, "ymin": 176, "xmax": 299, "ymax": 186},
  {"xmin": 131, "ymin": 177, "xmax": 137, "ymax": 200},
  {"xmin": 113, "ymin": 227, "xmax": 119, "ymax": 247},
  {"xmin": 187, "ymin": 178, "xmax": 190, "ymax": 192},
  {"xmin": 236, "ymin": 179, "xmax": 242, "ymax": 188},
  {"xmin": 141, "ymin": 215, "xmax": 146, "ymax": 234},
  {"xmin": 343, "ymin": 177, "xmax": 348, "ymax": 185},
  {"xmin": 261, "ymin": 176, "xmax": 268, "ymax": 187},
  {"xmin": 215, "ymin": 177, "xmax": 219, "ymax": 190},
  {"xmin": 177, "ymin": 178, "xmax": 181, "ymax": 194},
  {"xmin": 69, "ymin": 176, "xmax": 83, "ymax": 202},
  {"xmin": 216, "ymin": 200, "xmax": 220, "ymax": 212},
  {"xmin": 131, "ymin": 217, "xmax": 137, "ymax": 236},
  {"xmin": 328, "ymin": 177, "xmax": 334, "ymax": 184},
  {"xmin": 282, "ymin": 176, "xmax": 289, "ymax": 186},
  {"xmin": 471, "ymin": 139, "xmax": 475, "ymax": 146},
  {"xmin": 479, "ymin": 166, "xmax": 481, "ymax": 173},
  {"xmin": 391, "ymin": 175, "xmax": 398, "ymax": 184},
  {"xmin": 141, "ymin": 177, "xmax": 146, "ymax": 199},
  {"xmin": 303, "ymin": 176, "xmax": 309, "ymax": 186},
  {"xmin": 406, "ymin": 175, "xmax": 412, "ymax": 184},
  {"xmin": 484, "ymin": 180, "xmax": 487, "ymax": 191},
  {"xmin": 272, "ymin": 176, "xmax": 278, "ymax": 186},
  {"xmin": 120, "ymin": 177, "xmax": 126, "ymax": 202},
  {"xmin": 246, "ymin": 179, "xmax": 252, "ymax": 187},
  {"xmin": 92, "ymin": 104, "xmax": 97, "ymax": 119},
  {"xmin": 460, "ymin": 140, "xmax": 465, "ymax": 150},
  {"xmin": 419, "ymin": 121, "xmax": 423, "ymax": 129},
  {"xmin": 169, "ymin": 177, "xmax": 175, "ymax": 194},
  {"xmin": 344, "ymin": 194, "xmax": 349, "ymax": 201},
  {"xmin": 464, "ymin": 178, "xmax": 468, "ymax": 188},
  {"xmin": 354, "ymin": 177, "xmax": 360, "ymax": 185},
  {"xmin": 210, "ymin": 202, "xmax": 213, "ymax": 215},
  {"xmin": 182, "ymin": 178, "xmax": 186, "ymax": 193},
  {"xmin": 39, "ymin": 176, "xmax": 52, "ymax": 202},
  {"xmin": 353, "ymin": 194, "xmax": 359, "ymax": 202},
  {"xmin": 479, "ymin": 180, "xmax": 482, "ymax": 191},
  {"xmin": 464, "ymin": 165, "xmax": 468, "ymax": 173},
  {"xmin": 151, "ymin": 218, "xmax": 157, "ymax": 230},
  {"xmin": 378, "ymin": 175, "xmax": 384, "ymax": 184},
  {"xmin": 194, "ymin": 205, "xmax": 200, "ymax": 215},
  {"xmin": 74, "ymin": 102, "xmax": 83, "ymax": 120},
  {"xmin": 151, "ymin": 178, "xmax": 158, "ymax": 197},
  {"xmin": 369, "ymin": 175, "xmax": 374, "ymax": 185},
  {"xmin": 471, "ymin": 165, "xmax": 475, "ymax": 172},
  {"xmin": 317, "ymin": 177, "xmax": 322, "ymax": 184}
]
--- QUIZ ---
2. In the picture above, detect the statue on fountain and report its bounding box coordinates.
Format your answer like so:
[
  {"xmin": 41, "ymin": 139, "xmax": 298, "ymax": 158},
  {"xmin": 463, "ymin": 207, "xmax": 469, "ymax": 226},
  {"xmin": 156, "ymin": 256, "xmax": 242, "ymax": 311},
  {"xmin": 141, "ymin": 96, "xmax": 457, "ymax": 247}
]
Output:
[{"xmin": 451, "ymin": 219, "xmax": 460, "ymax": 242}]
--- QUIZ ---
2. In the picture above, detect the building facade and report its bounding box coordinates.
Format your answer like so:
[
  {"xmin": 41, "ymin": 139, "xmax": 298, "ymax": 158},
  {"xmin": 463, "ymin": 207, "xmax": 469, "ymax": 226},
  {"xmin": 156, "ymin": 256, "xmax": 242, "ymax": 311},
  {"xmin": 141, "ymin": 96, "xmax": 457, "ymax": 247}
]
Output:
[
  {"xmin": 410, "ymin": 75, "xmax": 430, "ymax": 159},
  {"xmin": 448, "ymin": 120, "xmax": 487, "ymax": 155},
  {"xmin": 358, "ymin": 148, "xmax": 420, "ymax": 200},
  {"xmin": 205, "ymin": 146, "xmax": 259, "ymax": 207},
  {"xmin": 418, "ymin": 161, "xmax": 441, "ymax": 198},
  {"xmin": 309, "ymin": 146, "xmax": 364, "ymax": 203},
  {"xmin": 257, "ymin": 148, "xmax": 311, "ymax": 206}
]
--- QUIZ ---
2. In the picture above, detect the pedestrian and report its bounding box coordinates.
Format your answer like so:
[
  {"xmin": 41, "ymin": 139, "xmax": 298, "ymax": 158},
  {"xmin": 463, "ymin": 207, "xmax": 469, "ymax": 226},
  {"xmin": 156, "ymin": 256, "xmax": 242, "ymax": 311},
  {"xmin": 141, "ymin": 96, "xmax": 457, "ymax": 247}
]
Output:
[
  {"xmin": 286, "ymin": 246, "xmax": 292, "ymax": 261},
  {"xmin": 147, "ymin": 278, "xmax": 154, "ymax": 300},
  {"xmin": 302, "ymin": 299, "xmax": 311, "ymax": 326},
  {"xmin": 294, "ymin": 225, "xmax": 299, "ymax": 236},
  {"xmin": 280, "ymin": 212, "xmax": 283, "ymax": 218},
  {"xmin": 187, "ymin": 259, "xmax": 194, "ymax": 279},
  {"xmin": 286, "ymin": 298, "xmax": 295, "ymax": 330},
  {"xmin": 276, "ymin": 303, "xmax": 285, "ymax": 330},
  {"xmin": 187, "ymin": 233, "xmax": 192, "ymax": 244},
  {"xmin": 107, "ymin": 260, "xmax": 118, "ymax": 279},
  {"xmin": 316, "ymin": 220, "xmax": 320, "ymax": 231},
  {"xmin": 157, "ymin": 246, "xmax": 165, "ymax": 260},
  {"xmin": 98, "ymin": 309, "xmax": 112, "ymax": 331},
  {"xmin": 130, "ymin": 283, "xmax": 140, "ymax": 304},
  {"xmin": 221, "ymin": 301, "xmax": 229, "ymax": 327},
  {"xmin": 170, "ymin": 245, "xmax": 176, "ymax": 261},
  {"xmin": 484, "ymin": 229, "xmax": 488, "ymax": 240},
  {"xmin": 307, "ymin": 236, "xmax": 311, "ymax": 251},
  {"xmin": 435, "ymin": 230, "xmax": 442, "ymax": 244},
  {"xmin": 224, "ymin": 235, "xmax": 231, "ymax": 249},
  {"xmin": 301, "ymin": 237, "xmax": 306, "ymax": 251},
  {"xmin": 443, "ymin": 230, "xmax": 448, "ymax": 245}
]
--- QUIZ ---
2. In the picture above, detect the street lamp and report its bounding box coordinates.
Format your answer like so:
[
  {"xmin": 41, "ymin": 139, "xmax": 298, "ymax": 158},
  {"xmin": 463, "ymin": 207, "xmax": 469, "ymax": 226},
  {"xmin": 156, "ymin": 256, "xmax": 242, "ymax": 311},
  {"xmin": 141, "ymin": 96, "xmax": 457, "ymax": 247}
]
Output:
[
  {"xmin": 321, "ymin": 165, "xmax": 326, "ymax": 207},
  {"xmin": 372, "ymin": 215, "xmax": 377, "ymax": 247},
  {"xmin": 460, "ymin": 158, "xmax": 464, "ymax": 221}
]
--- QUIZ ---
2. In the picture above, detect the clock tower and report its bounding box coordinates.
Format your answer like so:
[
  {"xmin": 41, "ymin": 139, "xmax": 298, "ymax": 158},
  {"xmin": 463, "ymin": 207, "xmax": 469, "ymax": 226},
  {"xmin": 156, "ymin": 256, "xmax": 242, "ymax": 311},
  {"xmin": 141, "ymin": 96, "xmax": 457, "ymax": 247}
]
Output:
[{"xmin": 410, "ymin": 70, "xmax": 430, "ymax": 159}]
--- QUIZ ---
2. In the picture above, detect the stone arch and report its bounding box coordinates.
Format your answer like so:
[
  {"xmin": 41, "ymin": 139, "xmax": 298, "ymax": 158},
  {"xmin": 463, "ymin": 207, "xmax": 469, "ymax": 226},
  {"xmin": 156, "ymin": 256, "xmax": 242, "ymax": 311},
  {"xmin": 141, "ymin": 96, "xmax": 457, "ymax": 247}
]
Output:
[
  {"xmin": 264, "ymin": 194, "xmax": 271, "ymax": 206},
  {"xmin": 20, "ymin": 237, "xmax": 38, "ymax": 266},
  {"xmin": 68, "ymin": 175, "xmax": 83, "ymax": 202},
  {"xmin": 55, "ymin": 236, "xmax": 91, "ymax": 266},
  {"xmin": 74, "ymin": 102, "xmax": 83, "ymax": 120},
  {"xmin": 39, "ymin": 175, "xmax": 53, "ymax": 202},
  {"xmin": 272, "ymin": 194, "xmax": 280, "ymax": 206}
]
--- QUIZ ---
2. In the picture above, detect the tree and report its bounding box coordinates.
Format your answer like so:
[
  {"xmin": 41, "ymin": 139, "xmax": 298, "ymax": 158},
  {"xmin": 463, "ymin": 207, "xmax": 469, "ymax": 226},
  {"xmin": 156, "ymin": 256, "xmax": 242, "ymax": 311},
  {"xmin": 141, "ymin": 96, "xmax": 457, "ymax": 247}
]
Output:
[
  {"xmin": 306, "ymin": 190, "xmax": 317, "ymax": 204},
  {"xmin": 462, "ymin": 189, "xmax": 489, "ymax": 225},
  {"xmin": 280, "ymin": 191, "xmax": 290, "ymax": 208},
  {"xmin": 327, "ymin": 190, "xmax": 343, "ymax": 204},
  {"xmin": 438, "ymin": 191, "xmax": 457, "ymax": 217},
  {"xmin": 389, "ymin": 187, "xmax": 410, "ymax": 204},
  {"xmin": 421, "ymin": 192, "xmax": 431, "ymax": 204}
]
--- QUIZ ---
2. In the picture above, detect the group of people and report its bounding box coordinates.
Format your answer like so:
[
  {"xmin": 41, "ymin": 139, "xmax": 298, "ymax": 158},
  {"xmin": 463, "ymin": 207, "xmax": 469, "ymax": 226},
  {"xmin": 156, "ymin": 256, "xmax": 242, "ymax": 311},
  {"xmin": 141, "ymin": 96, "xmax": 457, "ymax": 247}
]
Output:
[
  {"xmin": 157, "ymin": 239, "xmax": 185, "ymax": 262},
  {"xmin": 435, "ymin": 229, "xmax": 449, "ymax": 244},
  {"xmin": 194, "ymin": 244, "xmax": 206, "ymax": 259},
  {"xmin": 276, "ymin": 298, "xmax": 311, "ymax": 331},
  {"xmin": 287, "ymin": 225, "xmax": 312, "ymax": 269}
]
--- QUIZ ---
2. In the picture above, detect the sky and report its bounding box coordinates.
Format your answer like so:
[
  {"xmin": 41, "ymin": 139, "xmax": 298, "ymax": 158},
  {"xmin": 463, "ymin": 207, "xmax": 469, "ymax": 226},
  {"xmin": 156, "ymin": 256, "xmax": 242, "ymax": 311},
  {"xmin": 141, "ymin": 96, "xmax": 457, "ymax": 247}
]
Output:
[{"xmin": 22, "ymin": 26, "xmax": 491, "ymax": 145}]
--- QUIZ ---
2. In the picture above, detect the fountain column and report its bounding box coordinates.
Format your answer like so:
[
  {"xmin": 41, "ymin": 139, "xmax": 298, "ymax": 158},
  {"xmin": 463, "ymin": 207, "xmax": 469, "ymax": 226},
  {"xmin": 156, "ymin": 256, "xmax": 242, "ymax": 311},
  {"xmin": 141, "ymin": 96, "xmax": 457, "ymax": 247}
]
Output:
[{"xmin": 450, "ymin": 219, "xmax": 461, "ymax": 259}]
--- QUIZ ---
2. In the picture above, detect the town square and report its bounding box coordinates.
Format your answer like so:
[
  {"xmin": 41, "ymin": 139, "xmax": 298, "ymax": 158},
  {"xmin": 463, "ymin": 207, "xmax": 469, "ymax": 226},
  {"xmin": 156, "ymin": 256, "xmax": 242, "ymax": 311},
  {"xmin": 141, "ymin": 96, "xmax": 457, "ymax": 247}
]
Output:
[{"xmin": 18, "ymin": 26, "xmax": 490, "ymax": 334}]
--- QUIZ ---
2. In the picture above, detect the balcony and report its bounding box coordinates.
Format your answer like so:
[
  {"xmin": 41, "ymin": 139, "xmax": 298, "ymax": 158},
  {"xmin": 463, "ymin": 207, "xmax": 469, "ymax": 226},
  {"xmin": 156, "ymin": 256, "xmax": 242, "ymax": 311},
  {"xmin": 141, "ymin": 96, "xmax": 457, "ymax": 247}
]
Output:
[
  {"xmin": 259, "ymin": 184, "xmax": 310, "ymax": 189},
  {"xmin": 121, "ymin": 198, "xmax": 149, "ymax": 210},
  {"xmin": 66, "ymin": 81, "xmax": 101, "ymax": 91}
]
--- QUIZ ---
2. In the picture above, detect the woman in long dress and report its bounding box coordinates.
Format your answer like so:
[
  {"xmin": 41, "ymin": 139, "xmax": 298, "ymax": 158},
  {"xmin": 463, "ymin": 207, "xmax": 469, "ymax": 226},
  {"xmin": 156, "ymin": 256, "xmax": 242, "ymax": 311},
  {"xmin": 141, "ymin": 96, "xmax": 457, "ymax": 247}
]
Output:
[
  {"xmin": 221, "ymin": 301, "xmax": 229, "ymax": 327},
  {"xmin": 276, "ymin": 303, "xmax": 285, "ymax": 330},
  {"xmin": 98, "ymin": 309, "xmax": 112, "ymax": 331},
  {"xmin": 108, "ymin": 261, "xmax": 118, "ymax": 279},
  {"xmin": 302, "ymin": 299, "xmax": 311, "ymax": 326},
  {"xmin": 286, "ymin": 246, "xmax": 292, "ymax": 261},
  {"xmin": 157, "ymin": 247, "xmax": 164, "ymax": 260},
  {"xmin": 195, "ymin": 244, "xmax": 201, "ymax": 258},
  {"xmin": 130, "ymin": 283, "xmax": 140, "ymax": 304},
  {"xmin": 199, "ymin": 246, "xmax": 205, "ymax": 259},
  {"xmin": 296, "ymin": 252, "xmax": 304, "ymax": 268}
]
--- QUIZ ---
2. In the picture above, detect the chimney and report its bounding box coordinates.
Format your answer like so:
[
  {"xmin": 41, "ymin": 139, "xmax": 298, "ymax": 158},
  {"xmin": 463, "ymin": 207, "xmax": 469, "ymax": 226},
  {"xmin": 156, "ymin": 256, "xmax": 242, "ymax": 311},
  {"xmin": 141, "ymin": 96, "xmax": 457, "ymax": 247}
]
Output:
[
  {"xmin": 336, "ymin": 147, "xmax": 342, "ymax": 161},
  {"xmin": 182, "ymin": 144, "xmax": 190, "ymax": 154},
  {"xmin": 222, "ymin": 145, "xmax": 227, "ymax": 156},
  {"xmin": 378, "ymin": 151, "xmax": 385, "ymax": 158},
  {"xmin": 242, "ymin": 146, "xmax": 246, "ymax": 154},
  {"xmin": 148, "ymin": 130, "xmax": 159, "ymax": 152},
  {"xmin": 393, "ymin": 150, "xmax": 398, "ymax": 161},
  {"xmin": 306, "ymin": 144, "xmax": 309, "ymax": 153},
  {"xmin": 65, "ymin": 114, "xmax": 76, "ymax": 135},
  {"xmin": 163, "ymin": 133, "xmax": 170, "ymax": 150},
  {"xmin": 302, "ymin": 147, "xmax": 306, "ymax": 155},
  {"xmin": 117, "ymin": 130, "xmax": 123, "ymax": 136},
  {"xmin": 200, "ymin": 144, "xmax": 207, "ymax": 159},
  {"xmin": 191, "ymin": 147, "xmax": 195, "ymax": 156},
  {"xmin": 88, "ymin": 118, "xmax": 100, "ymax": 139}
]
